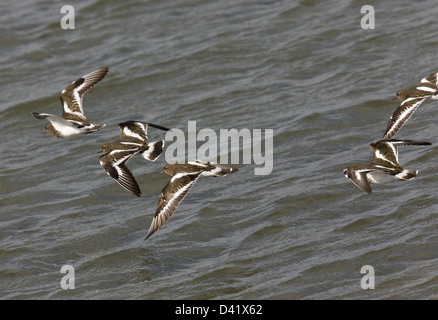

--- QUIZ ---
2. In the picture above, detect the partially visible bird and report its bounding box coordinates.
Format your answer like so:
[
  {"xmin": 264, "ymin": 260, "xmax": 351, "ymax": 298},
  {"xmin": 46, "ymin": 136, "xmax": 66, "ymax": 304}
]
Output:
[
  {"xmin": 383, "ymin": 71, "xmax": 438, "ymax": 139},
  {"xmin": 99, "ymin": 120, "xmax": 169, "ymax": 197}
]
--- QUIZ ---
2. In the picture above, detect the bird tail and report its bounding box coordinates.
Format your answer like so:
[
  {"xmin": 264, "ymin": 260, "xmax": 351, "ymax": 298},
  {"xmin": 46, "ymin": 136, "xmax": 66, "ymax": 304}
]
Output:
[
  {"xmin": 86, "ymin": 123, "xmax": 106, "ymax": 133},
  {"xmin": 200, "ymin": 164, "xmax": 238, "ymax": 177},
  {"xmin": 147, "ymin": 123, "xmax": 171, "ymax": 132},
  {"xmin": 213, "ymin": 166, "xmax": 238, "ymax": 176},
  {"xmin": 396, "ymin": 169, "xmax": 417, "ymax": 181},
  {"xmin": 140, "ymin": 140, "xmax": 164, "ymax": 162}
]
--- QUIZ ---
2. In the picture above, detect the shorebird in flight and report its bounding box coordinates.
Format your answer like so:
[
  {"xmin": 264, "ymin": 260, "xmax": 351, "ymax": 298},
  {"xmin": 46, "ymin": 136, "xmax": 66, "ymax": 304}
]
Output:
[
  {"xmin": 99, "ymin": 120, "xmax": 169, "ymax": 197},
  {"xmin": 343, "ymin": 139, "xmax": 431, "ymax": 194},
  {"xmin": 383, "ymin": 71, "xmax": 438, "ymax": 139},
  {"xmin": 145, "ymin": 160, "xmax": 238, "ymax": 239},
  {"xmin": 32, "ymin": 67, "xmax": 108, "ymax": 138}
]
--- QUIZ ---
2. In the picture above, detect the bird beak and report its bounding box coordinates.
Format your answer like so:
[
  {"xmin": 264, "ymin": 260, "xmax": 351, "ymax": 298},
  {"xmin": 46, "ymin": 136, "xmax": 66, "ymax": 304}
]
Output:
[{"xmin": 392, "ymin": 96, "xmax": 397, "ymax": 100}]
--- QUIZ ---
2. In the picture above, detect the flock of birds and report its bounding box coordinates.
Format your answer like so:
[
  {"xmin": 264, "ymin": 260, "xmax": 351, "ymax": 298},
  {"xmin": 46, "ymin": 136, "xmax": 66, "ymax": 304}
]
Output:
[
  {"xmin": 30, "ymin": 66, "xmax": 438, "ymax": 239},
  {"xmin": 343, "ymin": 71, "xmax": 438, "ymax": 193},
  {"xmin": 31, "ymin": 67, "xmax": 238, "ymax": 239}
]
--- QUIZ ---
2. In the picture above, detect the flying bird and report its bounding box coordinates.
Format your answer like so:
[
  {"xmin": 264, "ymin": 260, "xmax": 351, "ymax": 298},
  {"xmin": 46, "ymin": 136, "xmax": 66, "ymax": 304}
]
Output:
[
  {"xmin": 343, "ymin": 139, "xmax": 431, "ymax": 194},
  {"xmin": 145, "ymin": 160, "xmax": 238, "ymax": 239},
  {"xmin": 32, "ymin": 67, "xmax": 109, "ymax": 138},
  {"xmin": 99, "ymin": 121, "xmax": 169, "ymax": 197},
  {"xmin": 383, "ymin": 71, "xmax": 438, "ymax": 139}
]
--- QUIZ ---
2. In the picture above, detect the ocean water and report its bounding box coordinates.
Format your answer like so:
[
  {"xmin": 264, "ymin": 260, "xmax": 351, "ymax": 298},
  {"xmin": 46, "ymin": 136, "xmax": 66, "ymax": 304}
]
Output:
[{"xmin": 1, "ymin": 0, "xmax": 437, "ymax": 300}]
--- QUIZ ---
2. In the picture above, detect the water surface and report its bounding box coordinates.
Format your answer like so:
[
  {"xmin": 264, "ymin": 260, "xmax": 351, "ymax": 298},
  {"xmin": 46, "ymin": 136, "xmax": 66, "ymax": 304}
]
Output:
[{"xmin": 1, "ymin": 0, "xmax": 437, "ymax": 299}]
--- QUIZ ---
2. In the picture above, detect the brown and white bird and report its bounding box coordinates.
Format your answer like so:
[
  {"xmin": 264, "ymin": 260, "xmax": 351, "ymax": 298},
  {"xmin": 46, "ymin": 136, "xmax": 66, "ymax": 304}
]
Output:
[
  {"xmin": 343, "ymin": 139, "xmax": 431, "ymax": 194},
  {"xmin": 99, "ymin": 121, "xmax": 169, "ymax": 197},
  {"xmin": 145, "ymin": 160, "xmax": 238, "ymax": 239},
  {"xmin": 383, "ymin": 71, "xmax": 438, "ymax": 139},
  {"xmin": 32, "ymin": 67, "xmax": 108, "ymax": 138}
]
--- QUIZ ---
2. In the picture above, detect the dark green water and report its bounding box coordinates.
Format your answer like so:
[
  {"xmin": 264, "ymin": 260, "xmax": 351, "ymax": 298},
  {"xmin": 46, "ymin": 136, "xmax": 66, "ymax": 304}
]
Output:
[{"xmin": 1, "ymin": 0, "xmax": 437, "ymax": 299}]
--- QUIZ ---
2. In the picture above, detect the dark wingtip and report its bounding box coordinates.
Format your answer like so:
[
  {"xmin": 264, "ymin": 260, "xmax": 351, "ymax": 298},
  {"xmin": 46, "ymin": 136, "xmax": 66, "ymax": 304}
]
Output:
[
  {"xmin": 31, "ymin": 112, "xmax": 42, "ymax": 119},
  {"xmin": 144, "ymin": 229, "xmax": 155, "ymax": 240},
  {"xmin": 128, "ymin": 184, "xmax": 142, "ymax": 197},
  {"xmin": 148, "ymin": 123, "xmax": 171, "ymax": 132}
]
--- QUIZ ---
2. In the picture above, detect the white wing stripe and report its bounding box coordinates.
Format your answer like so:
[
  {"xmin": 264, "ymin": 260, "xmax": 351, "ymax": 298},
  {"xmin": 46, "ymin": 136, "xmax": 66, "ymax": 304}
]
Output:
[
  {"xmin": 158, "ymin": 179, "xmax": 197, "ymax": 219},
  {"xmin": 170, "ymin": 172, "xmax": 200, "ymax": 183},
  {"xmin": 120, "ymin": 141, "xmax": 143, "ymax": 146},
  {"xmin": 123, "ymin": 126, "xmax": 144, "ymax": 141},
  {"xmin": 416, "ymin": 86, "xmax": 436, "ymax": 93},
  {"xmin": 400, "ymin": 97, "xmax": 419, "ymax": 107}
]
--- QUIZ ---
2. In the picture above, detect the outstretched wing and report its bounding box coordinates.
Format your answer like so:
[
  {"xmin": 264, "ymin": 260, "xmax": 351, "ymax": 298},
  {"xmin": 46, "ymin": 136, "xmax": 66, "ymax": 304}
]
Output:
[
  {"xmin": 383, "ymin": 96, "xmax": 428, "ymax": 139},
  {"xmin": 344, "ymin": 168, "xmax": 372, "ymax": 194},
  {"xmin": 60, "ymin": 67, "xmax": 108, "ymax": 124},
  {"xmin": 145, "ymin": 172, "xmax": 201, "ymax": 239},
  {"xmin": 99, "ymin": 151, "xmax": 141, "ymax": 197}
]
